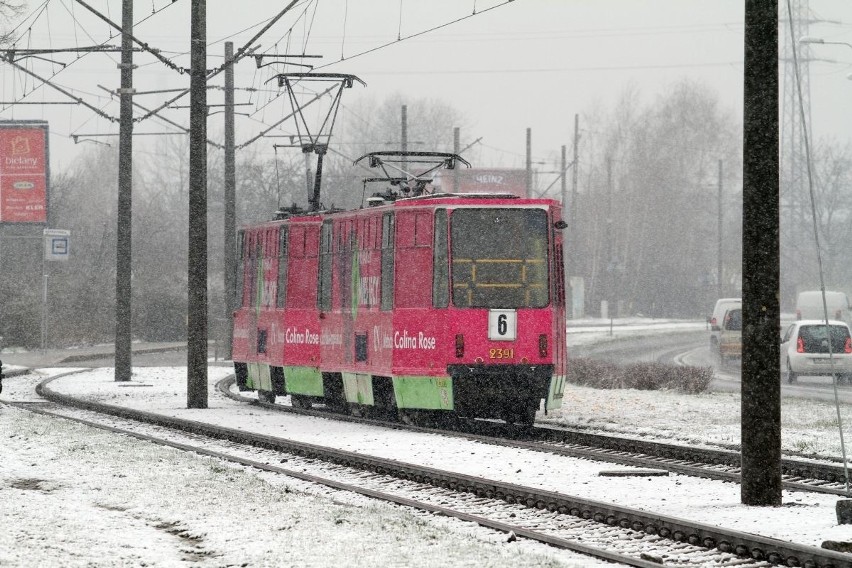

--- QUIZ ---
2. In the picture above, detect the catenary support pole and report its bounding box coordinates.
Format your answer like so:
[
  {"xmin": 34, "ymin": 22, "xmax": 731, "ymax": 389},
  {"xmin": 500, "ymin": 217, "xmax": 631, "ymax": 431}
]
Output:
[
  {"xmin": 453, "ymin": 127, "xmax": 460, "ymax": 192},
  {"xmin": 572, "ymin": 114, "xmax": 579, "ymax": 231},
  {"xmin": 561, "ymin": 143, "xmax": 569, "ymax": 316},
  {"xmin": 187, "ymin": 0, "xmax": 208, "ymax": 408},
  {"xmin": 525, "ymin": 128, "xmax": 532, "ymax": 195},
  {"xmin": 570, "ymin": 114, "xmax": 579, "ymax": 318},
  {"xmin": 741, "ymin": 0, "xmax": 781, "ymax": 506},
  {"xmin": 717, "ymin": 159, "xmax": 724, "ymax": 298},
  {"xmin": 401, "ymin": 104, "xmax": 408, "ymax": 175},
  {"xmin": 115, "ymin": 0, "xmax": 133, "ymax": 382},
  {"xmin": 223, "ymin": 41, "xmax": 236, "ymax": 360}
]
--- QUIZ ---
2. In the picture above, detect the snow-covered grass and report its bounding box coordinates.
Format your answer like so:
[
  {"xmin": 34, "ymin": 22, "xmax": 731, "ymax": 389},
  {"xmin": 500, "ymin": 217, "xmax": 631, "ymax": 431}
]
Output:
[
  {"xmin": 543, "ymin": 385, "xmax": 852, "ymax": 459},
  {"xmin": 555, "ymin": 317, "xmax": 852, "ymax": 460}
]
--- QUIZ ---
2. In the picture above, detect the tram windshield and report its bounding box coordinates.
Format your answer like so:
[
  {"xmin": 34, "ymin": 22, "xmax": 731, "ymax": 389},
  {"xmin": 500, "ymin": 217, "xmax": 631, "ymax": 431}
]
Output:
[{"xmin": 450, "ymin": 208, "xmax": 549, "ymax": 308}]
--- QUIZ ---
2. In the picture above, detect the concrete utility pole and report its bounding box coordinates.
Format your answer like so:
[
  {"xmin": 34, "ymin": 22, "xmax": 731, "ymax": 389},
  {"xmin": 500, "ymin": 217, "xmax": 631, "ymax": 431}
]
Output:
[
  {"xmin": 187, "ymin": 0, "xmax": 208, "ymax": 409},
  {"xmin": 453, "ymin": 126, "xmax": 460, "ymax": 192},
  {"xmin": 572, "ymin": 114, "xmax": 579, "ymax": 236},
  {"xmin": 741, "ymin": 0, "xmax": 781, "ymax": 506},
  {"xmin": 570, "ymin": 114, "xmax": 579, "ymax": 317},
  {"xmin": 115, "ymin": 0, "xmax": 133, "ymax": 382},
  {"xmin": 717, "ymin": 159, "xmax": 724, "ymax": 299},
  {"xmin": 401, "ymin": 104, "xmax": 408, "ymax": 174},
  {"xmin": 223, "ymin": 41, "xmax": 236, "ymax": 360},
  {"xmin": 561, "ymin": 143, "xmax": 569, "ymax": 309},
  {"xmin": 525, "ymin": 128, "xmax": 532, "ymax": 195}
]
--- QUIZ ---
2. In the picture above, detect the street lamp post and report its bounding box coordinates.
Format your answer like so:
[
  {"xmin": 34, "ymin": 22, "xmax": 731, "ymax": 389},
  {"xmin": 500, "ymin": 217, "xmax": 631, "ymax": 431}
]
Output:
[{"xmin": 799, "ymin": 37, "xmax": 852, "ymax": 51}]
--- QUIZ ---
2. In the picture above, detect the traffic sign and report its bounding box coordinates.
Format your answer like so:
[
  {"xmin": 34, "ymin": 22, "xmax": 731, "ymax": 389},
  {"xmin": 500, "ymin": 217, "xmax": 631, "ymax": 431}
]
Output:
[{"xmin": 43, "ymin": 228, "xmax": 70, "ymax": 261}]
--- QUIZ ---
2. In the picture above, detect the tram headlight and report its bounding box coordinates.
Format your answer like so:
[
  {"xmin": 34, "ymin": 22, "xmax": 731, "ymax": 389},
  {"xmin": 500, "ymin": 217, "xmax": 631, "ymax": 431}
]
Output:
[
  {"xmin": 455, "ymin": 334, "xmax": 464, "ymax": 358},
  {"xmin": 538, "ymin": 334, "xmax": 548, "ymax": 358}
]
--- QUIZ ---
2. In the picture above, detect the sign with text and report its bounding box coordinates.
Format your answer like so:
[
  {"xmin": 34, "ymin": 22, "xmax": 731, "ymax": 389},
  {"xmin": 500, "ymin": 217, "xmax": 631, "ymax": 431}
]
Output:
[
  {"xmin": 43, "ymin": 229, "xmax": 70, "ymax": 261},
  {"xmin": 434, "ymin": 168, "xmax": 527, "ymax": 198},
  {"xmin": 0, "ymin": 121, "xmax": 49, "ymax": 223}
]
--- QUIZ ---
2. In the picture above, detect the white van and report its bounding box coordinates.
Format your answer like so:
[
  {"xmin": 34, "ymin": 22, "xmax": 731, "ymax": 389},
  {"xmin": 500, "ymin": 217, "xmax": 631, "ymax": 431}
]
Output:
[
  {"xmin": 795, "ymin": 290, "xmax": 852, "ymax": 324},
  {"xmin": 709, "ymin": 297, "xmax": 741, "ymax": 349}
]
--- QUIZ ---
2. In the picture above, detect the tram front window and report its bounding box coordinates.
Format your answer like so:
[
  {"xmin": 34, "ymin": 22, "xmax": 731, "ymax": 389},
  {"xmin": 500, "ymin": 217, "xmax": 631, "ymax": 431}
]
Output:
[{"xmin": 451, "ymin": 208, "xmax": 549, "ymax": 308}]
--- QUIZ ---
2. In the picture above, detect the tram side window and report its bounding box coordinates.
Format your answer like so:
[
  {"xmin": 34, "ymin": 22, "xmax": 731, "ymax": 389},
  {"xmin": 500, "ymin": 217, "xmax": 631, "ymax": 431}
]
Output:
[
  {"xmin": 381, "ymin": 212, "xmax": 395, "ymax": 311},
  {"xmin": 432, "ymin": 209, "xmax": 449, "ymax": 308},
  {"xmin": 554, "ymin": 242, "xmax": 566, "ymax": 308},
  {"xmin": 236, "ymin": 230, "xmax": 246, "ymax": 307},
  {"xmin": 277, "ymin": 227, "xmax": 288, "ymax": 308},
  {"xmin": 244, "ymin": 234, "xmax": 257, "ymax": 308},
  {"xmin": 318, "ymin": 221, "xmax": 333, "ymax": 311},
  {"xmin": 252, "ymin": 239, "xmax": 263, "ymax": 308}
]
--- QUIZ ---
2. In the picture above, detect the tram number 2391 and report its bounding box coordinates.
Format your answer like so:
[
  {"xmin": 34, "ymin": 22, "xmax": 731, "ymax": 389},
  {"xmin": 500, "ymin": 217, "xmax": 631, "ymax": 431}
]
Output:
[
  {"xmin": 488, "ymin": 309, "xmax": 517, "ymax": 341},
  {"xmin": 489, "ymin": 348, "xmax": 514, "ymax": 359}
]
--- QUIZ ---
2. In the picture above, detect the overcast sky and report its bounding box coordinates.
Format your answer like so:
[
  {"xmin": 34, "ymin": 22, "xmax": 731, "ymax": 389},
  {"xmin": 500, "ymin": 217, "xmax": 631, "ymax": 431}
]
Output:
[{"xmin": 1, "ymin": 1, "xmax": 850, "ymax": 177}]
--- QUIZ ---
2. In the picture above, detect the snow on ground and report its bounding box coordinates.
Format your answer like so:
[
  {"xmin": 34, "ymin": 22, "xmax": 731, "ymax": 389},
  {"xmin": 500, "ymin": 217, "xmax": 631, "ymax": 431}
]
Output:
[{"xmin": 564, "ymin": 317, "xmax": 709, "ymax": 346}]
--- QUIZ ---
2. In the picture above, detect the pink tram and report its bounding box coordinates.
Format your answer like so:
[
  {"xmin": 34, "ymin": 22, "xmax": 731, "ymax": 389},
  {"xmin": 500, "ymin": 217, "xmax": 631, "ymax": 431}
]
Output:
[{"xmin": 231, "ymin": 152, "xmax": 567, "ymax": 425}]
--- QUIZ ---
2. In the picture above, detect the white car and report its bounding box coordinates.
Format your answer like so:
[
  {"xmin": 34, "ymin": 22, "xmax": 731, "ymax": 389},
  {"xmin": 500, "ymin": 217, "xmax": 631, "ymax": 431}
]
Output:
[
  {"xmin": 780, "ymin": 320, "xmax": 852, "ymax": 384},
  {"xmin": 718, "ymin": 307, "xmax": 742, "ymax": 365},
  {"xmin": 709, "ymin": 297, "xmax": 741, "ymax": 351}
]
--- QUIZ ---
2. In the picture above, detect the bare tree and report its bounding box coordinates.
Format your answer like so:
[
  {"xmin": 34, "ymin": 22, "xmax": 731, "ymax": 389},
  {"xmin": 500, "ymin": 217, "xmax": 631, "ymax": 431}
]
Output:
[
  {"xmin": 576, "ymin": 79, "xmax": 742, "ymax": 318},
  {"xmin": 788, "ymin": 139, "xmax": 852, "ymax": 291},
  {"xmin": 0, "ymin": 1, "xmax": 24, "ymax": 46}
]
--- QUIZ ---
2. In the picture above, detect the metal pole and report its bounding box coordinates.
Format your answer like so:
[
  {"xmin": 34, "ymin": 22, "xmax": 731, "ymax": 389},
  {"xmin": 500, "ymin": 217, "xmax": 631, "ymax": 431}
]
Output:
[
  {"xmin": 741, "ymin": 0, "xmax": 781, "ymax": 506},
  {"xmin": 525, "ymin": 128, "xmax": 532, "ymax": 195},
  {"xmin": 571, "ymin": 114, "xmax": 579, "ymax": 318},
  {"xmin": 561, "ymin": 145, "xmax": 567, "ymax": 211},
  {"xmin": 310, "ymin": 146, "xmax": 326, "ymax": 211},
  {"xmin": 187, "ymin": 0, "xmax": 208, "ymax": 408},
  {"xmin": 572, "ymin": 114, "xmax": 579, "ymax": 236},
  {"xmin": 115, "ymin": 0, "xmax": 133, "ymax": 381},
  {"xmin": 41, "ymin": 254, "xmax": 46, "ymax": 353},
  {"xmin": 453, "ymin": 127, "xmax": 460, "ymax": 192},
  {"xmin": 223, "ymin": 41, "xmax": 236, "ymax": 360},
  {"xmin": 561, "ymin": 144, "xmax": 569, "ymax": 316},
  {"xmin": 401, "ymin": 104, "xmax": 408, "ymax": 175},
  {"xmin": 717, "ymin": 159, "xmax": 723, "ymax": 298}
]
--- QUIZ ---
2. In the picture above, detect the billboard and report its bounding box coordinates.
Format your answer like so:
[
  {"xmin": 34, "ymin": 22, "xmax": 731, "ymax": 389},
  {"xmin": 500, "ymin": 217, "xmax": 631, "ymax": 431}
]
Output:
[
  {"xmin": 0, "ymin": 121, "xmax": 49, "ymax": 224},
  {"xmin": 434, "ymin": 168, "xmax": 527, "ymax": 198}
]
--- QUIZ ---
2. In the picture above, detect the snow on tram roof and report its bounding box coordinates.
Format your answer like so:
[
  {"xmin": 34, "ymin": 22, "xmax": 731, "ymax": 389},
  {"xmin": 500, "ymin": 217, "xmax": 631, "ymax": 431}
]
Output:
[{"xmin": 246, "ymin": 192, "xmax": 557, "ymax": 228}]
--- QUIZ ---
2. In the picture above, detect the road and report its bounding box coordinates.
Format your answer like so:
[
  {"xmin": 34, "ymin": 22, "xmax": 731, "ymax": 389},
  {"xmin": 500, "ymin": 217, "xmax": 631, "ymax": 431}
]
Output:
[{"xmin": 584, "ymin": 327, "xmax": 852, "ymax": 404}]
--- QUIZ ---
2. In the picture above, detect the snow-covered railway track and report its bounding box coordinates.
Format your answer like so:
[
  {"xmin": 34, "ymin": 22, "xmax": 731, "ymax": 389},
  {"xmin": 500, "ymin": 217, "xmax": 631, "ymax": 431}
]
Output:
[
  {"xmin": 26, "ymin": 376, "xmax": 852, "ymax": 568},
  {"xmin": 220, "ymin": 377, "xmax": 852, "ymax": 496}
]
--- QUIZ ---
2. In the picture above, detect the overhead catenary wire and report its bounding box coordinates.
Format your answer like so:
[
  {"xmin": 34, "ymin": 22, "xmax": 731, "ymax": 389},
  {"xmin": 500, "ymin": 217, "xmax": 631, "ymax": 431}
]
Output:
[
  {"xmin": 312, "ymin": 0, "xmax": 517, "ymax": 71},
  {"xmin": 5, "ymin": 1, "xmax": 554, "ymax": 162}
]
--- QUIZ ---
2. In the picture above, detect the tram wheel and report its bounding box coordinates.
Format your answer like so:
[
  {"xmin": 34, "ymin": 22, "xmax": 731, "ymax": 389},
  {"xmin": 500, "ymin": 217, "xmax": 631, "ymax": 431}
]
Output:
[
  {"xmin": 504, "ymin": 406, "xmax": 537, "ymax": 427},
  {"xmin": 398, "ymin": 410, "xmax": 436, "ymax": 427},
  {"xmin": 291, "ymin": 395, "xmax": 312, "ymax": 409},
  {"xmin": 258, "ymin": 390, "xmax": 276, "ymax": 404}
]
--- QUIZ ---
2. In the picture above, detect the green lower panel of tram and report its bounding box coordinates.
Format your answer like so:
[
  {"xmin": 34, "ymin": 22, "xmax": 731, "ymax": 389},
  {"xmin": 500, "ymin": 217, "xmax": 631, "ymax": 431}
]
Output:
[
  {"xmin": 284, "ymin": 366, "xmax": 323, "ymax": 396},
  {"xmin": 342, "ymin": 372, "xmax": 374, "ymax": 405},
  {"xmin": 393, "ymin": 375, "xmax": 454, "ymax": 410},
  {"xmin": 546, "ymin": 374, "xmax": 565, "ymax": 411},
  {"xmin": 246, "ymin": 362, "xmax": 272, "ymax": 392}
]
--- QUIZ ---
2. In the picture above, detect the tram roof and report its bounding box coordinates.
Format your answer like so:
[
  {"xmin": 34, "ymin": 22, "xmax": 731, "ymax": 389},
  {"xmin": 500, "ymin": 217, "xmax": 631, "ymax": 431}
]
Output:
[{"xmin": 242, "ymin": 193, "xmax": 561, "ymax": 230}]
